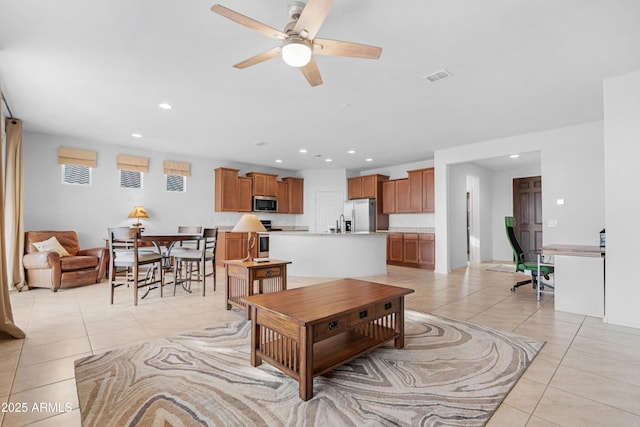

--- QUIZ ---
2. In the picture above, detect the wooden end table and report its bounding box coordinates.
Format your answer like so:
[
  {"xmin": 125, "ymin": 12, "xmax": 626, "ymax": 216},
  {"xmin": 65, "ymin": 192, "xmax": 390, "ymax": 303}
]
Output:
[
  {"xmin": 241, "ymin": 279, "xmax": 414, "ymax": 400},
  {"xmin": 223, "ymin": 259, "xmax": 291, "ymax": 310}
]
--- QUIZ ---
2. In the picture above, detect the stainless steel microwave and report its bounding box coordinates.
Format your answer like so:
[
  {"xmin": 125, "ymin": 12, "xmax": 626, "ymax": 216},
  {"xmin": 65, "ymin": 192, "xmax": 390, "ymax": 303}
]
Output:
[{"xmin": 253, "ymin": 195, "xmax": 278, "ymax": 212}]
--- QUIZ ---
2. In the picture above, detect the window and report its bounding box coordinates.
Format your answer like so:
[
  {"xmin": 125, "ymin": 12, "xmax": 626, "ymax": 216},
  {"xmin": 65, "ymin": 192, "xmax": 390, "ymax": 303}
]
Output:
[
  {"xmin": 62, "ymin": 164, "xmax": 91, "ymax": 186},
  {"xmin": 166, "ymin": 174, "xmax": 186, "ymax": 192},
  {"xmin": 120, "ymin": 169, "xmax": 143, "ymax": 189}
]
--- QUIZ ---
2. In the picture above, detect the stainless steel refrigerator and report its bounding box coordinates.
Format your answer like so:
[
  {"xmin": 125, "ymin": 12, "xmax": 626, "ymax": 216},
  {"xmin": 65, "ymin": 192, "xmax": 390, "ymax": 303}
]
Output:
[{"xmin": 344, "ymin": 199, "xmax": 376, "ymax": 232}]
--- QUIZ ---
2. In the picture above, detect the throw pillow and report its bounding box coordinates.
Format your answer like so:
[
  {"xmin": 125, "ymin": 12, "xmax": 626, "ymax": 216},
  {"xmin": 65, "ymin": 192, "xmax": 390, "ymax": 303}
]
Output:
[{"xmin": 32, "ymin": 236, "xmax": 71, "ymax": 257}]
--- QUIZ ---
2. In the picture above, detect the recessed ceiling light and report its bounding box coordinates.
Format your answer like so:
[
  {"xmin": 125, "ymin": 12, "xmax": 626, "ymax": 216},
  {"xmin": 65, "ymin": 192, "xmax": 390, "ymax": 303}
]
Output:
[
  {"xmin": 275, "ymin": 159, "xmax": 283, "ymax": 163},
  {"xmin": 510, "ymin": 154, "xmax": 520, "ymax": 159},
  {"xmin": 131, "ymin": 133, "xmax": 142, "ymax": 138},
  {"xmin": 347, "ymin": 150, "xmax": 356, "ymax": 154},
  {"xmin": 365, "ymin": 158, "xmax": 373, "ymax": 162},
  {"xmin": 325, "ymin": 158, "xmax": 332, "ymax": 162},
  {"xmin": 158, "ymin": 103, "xmax": 172, "ymax": 110},
  {"xmin": 299, "ymin": 148, "xmax": 308, "ymax": 153}
]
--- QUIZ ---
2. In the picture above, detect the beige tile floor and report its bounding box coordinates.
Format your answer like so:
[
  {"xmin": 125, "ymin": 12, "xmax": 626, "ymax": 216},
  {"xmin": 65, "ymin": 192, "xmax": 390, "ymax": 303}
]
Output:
[{"xmin": 1, "ymin": 264, "xmax": 639, "ymax": 426}]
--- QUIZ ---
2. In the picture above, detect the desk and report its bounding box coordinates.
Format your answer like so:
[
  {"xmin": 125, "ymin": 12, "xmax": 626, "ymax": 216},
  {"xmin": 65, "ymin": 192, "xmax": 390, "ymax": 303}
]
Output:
[
  {"xmin": 223, "ymin": 259, "xmax": 291, "ymax": 310},
  {"xmin": 543, "ymin": 245, "xmax": 605, "ymax": 318},
  {"xmin": 241, "ymin": 279, "xmax": 414, "ymax": 400}
]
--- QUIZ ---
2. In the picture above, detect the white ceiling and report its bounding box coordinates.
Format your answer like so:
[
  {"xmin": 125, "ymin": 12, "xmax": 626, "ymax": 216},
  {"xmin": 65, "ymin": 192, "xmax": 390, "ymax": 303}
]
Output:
[{"xmin": 1, "ymin": 0, "xmax": 639, "ymax": 172}]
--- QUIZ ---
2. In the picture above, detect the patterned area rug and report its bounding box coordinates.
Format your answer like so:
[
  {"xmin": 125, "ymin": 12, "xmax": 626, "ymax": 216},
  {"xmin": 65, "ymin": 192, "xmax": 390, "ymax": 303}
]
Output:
[{"xmin": 75, "ymin": 310, "xmax": 543, "ymax": 426}]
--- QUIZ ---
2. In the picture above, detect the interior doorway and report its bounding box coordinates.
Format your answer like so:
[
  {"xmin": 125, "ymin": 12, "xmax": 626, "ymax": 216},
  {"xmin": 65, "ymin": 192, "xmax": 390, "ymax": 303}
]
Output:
[{"xmin": 512, "ymin": 176, "xmax": 543, "ymax": 255}]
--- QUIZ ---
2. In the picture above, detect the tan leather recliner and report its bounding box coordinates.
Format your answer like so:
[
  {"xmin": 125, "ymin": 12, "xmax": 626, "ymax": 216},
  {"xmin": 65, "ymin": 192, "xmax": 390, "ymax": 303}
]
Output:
[{"xmin": 23, "ymin": 231, "xmax": 108, "ymax": 292}]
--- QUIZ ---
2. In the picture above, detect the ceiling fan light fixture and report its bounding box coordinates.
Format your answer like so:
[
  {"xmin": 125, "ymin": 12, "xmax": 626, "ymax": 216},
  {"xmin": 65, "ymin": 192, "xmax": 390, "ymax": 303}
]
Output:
[{"xmin": 282, "ymin": 36, "xmax": 312, "ymax": 67}]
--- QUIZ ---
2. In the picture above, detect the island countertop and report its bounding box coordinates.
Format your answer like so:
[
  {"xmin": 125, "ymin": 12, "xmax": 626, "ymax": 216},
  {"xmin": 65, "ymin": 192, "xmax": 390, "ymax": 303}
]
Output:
[{"xmin": 268, "ymin": 232, "xmax": 387, "ymax": 277}]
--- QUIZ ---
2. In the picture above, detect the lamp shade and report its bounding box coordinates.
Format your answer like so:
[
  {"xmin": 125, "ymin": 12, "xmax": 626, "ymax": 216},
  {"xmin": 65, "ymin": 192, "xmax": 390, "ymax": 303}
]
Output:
[
  {"xmin": 231, "ymin": 214, "xmax": 267, "ymax": 233},
  {"xmin": 128, "ymin": 206, "xmax": 149, "ymax": 219}
]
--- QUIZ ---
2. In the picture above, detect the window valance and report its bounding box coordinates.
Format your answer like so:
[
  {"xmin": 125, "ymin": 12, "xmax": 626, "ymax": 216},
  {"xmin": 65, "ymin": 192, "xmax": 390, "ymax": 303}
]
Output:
[
  {"xmin": 117, "ymin": 155, "xmax": 149, "ymax": 173},
  {"xmin": 163, "ymin": 160, "xmax": 190, "ymax": 176},
  {"xmin": 58, "ymin": 147, "xmax": 97, "ymax": 168}
]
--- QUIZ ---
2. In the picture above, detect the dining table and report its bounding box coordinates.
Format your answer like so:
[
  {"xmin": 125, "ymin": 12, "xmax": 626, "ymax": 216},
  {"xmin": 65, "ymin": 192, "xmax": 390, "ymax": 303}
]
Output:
[{"xmin": 138, "ymin": 232, "xmax": 204, "ymax": 297}]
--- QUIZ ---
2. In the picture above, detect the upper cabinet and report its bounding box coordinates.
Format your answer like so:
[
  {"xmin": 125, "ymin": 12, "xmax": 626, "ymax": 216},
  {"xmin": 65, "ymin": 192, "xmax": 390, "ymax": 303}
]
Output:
[
  {"xmin": 381, "ymin": 167, "xmax": 435, "ymax": 214},
  {"xmin": 237, "ymin": 176, "xmax": 253, "ymax": 212},
  {"xmin": 214, "ymin": 167, "xmax": 240, "ymax": 212},
  {"xmin": 247, "ymin": 172, "xmax": 278, "ymax": 196},
  {"xmin": 422, "ymin": 168, "xmax": 435, "ymax": 213},
  {"xmin": 347, "ymin": 174, "xmax": 388, "ymax": 200},
  {"xmin": 347, "ymin": 174, "xmax": 389, "ymax": 230},
  {"xmin": 283, "ymin": 177, "xmax": 304, "ymax": 214},
  {"xmin": 215, "ymin": 168, "xmax": 303, "ymax": 213}
]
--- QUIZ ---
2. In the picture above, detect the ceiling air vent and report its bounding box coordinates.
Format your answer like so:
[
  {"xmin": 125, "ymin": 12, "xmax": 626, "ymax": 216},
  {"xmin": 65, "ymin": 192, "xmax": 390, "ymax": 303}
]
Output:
[{"xmin": 422, "ymin": 69, "xmax": 452, "ymax": 82}]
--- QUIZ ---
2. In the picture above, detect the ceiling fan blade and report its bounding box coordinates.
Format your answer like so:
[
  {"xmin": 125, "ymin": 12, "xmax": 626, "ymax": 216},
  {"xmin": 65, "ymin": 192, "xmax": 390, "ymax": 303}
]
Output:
[
  {"xmin": 300, "ymin": 57, "xmax": 323, "ymax": 87},
  {"xmin": 233, "ymin": 47, "xmax": 282, "ymax": 69},
  {"xmin": 211, "ymin": 4, "xmax": 287, "ymax": 40},
  {"xmin": 313, "ymin": 38, "xmax": 382, "ymax": 59},
  {"xmin": 293, "ymin": 0, "xmax": 334, "ymax": 40}
]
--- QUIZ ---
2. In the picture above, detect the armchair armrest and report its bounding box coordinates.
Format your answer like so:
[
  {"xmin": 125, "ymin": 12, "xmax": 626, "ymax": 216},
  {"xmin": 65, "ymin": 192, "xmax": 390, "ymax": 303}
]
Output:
[
  {"xmin": 23, "ymin": 251, "xmax": 60, "ymax": 269},
  {"xmin": 78, "ymin": 247, "xmax": 109, "ymax": 281},
  {"xmin": 78, "ymin": 247, "xmax": 108, "ymax": 258}
]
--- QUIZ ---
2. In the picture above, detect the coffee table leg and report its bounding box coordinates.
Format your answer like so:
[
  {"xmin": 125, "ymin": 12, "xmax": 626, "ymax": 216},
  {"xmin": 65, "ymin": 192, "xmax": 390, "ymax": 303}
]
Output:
[
  {"xmin": 299, "ymin": 326, "xmax": 314, "ymax": 401},
  {"xmin": 250, "ymin": 307, "xmax": 262, "ymax": 367}
]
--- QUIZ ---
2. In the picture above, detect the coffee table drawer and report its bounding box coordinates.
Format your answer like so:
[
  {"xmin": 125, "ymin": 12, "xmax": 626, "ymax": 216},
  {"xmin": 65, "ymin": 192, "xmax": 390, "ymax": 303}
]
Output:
[
  {"xmin": 254, "ymin": 266, "xmax": 282, "ymax": 279},
  {"xmin": 377, "ymin": 297, "xmax": 400, "ymax": 316},
  {"xmin": 314, "ymin": 315, "xmax": 348, "ymax": 341},
  {"xmin": 347, "ymin": 306, "xmax": 377, "ymax": 327}
]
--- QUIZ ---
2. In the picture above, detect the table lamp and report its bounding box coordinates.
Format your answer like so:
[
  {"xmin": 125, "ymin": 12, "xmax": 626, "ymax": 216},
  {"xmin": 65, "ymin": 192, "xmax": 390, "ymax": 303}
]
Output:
[
  {"xmin": 128, "ymin": 206, "xmax": 149, "ymax": 229},
  {"xmin": 231, "ymin": 213, "xmax": 267, "ymax": 262}
]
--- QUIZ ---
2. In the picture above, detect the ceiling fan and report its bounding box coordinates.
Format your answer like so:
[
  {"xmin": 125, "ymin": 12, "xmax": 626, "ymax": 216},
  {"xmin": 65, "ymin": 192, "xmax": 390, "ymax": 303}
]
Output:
[{"xmin": 211, "ymin": 0, "xmax": 382, "ymax": 87}]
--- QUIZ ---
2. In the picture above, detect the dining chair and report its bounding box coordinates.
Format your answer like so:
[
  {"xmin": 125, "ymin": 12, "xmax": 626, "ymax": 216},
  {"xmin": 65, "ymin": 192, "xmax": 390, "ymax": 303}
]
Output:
[
  {"xmin": 108, "ymin": 227, "xmax": 164, "ymax": 306},
  {"xmin": 172, "ymin": 227, "xmax": 218, "ymax": 296}
]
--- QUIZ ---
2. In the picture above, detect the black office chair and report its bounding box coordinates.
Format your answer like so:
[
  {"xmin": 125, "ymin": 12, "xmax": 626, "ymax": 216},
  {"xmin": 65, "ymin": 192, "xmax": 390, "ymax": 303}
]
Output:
[{"xmin": 504, "ymin": 216, "xmax": 554, "ymax": 293}]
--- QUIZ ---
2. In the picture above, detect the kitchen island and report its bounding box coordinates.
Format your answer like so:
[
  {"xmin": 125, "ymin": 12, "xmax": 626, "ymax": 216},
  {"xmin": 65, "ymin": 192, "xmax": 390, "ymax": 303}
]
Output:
[{"xmin": 269, "ymin": 231, "xmax": 387, "ymax": 278}]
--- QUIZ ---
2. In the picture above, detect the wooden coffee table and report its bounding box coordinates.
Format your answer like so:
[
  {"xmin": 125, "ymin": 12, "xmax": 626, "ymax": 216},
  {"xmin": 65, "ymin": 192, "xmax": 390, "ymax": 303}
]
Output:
[{"xmin": 241, "ymin": 279, "xmax": 414, "ymax": 400}]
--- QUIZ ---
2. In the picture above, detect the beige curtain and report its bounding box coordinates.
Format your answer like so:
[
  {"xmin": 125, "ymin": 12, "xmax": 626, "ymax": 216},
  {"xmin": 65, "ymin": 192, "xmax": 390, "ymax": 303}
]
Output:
[{"xmin": 1, "ymin": 115, "xmax": 26, "ymax": 338}]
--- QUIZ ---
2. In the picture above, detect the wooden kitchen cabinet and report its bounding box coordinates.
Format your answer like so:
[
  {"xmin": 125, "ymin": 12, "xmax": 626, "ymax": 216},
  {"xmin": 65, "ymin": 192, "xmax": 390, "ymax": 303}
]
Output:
[
  {"xmin": 403, "ymin": 233, "xmax": 419, "ymax": 264},
  {"xmin": 422, "ymin": 168, "xmax": 435, "ymax": 213},
  {"xmin": 347, "ymin": 174, "xmax": 388, "ymax": 200},
  {"xmin": 214, "ymin": 167, "xmax": 239, "ymax": 212},
  {"xmin": 408, "ymin": 170, "xmax": 423, "ymax": 213},
  {"xmin": 395, "ymin": 179, "xmax": 411, "ymax": 213},
  {"xmin": 347, "ymin": 174, "xmax": 389, "ymax": 230},
  {"xmin": 419, "ymin": 233, "xmax": 435, "ymax": 269},
  {"xmin": 247, "ymin": 172, "xmax": 278, "ymax": 196},
  {"xmin": 237, "ymin": 176, "xmax": 253, "ymax": 212},
  {"xmin": 216, "ymin": 231, "xmax": 258, "ymax": 267},
  {"xmin": 387, "ymin": 233, "xmax": 404, "ymax": 262},
  {"xmin": 276, "ymin": 181, "xmax": 289, "ymax": 213},
  {"xmin": 382, "ymin": 180, "xmax": 396, "ymax": 214},
  {"xmin": 215, "ymin": 168, "xmax": 253, "ymax": 212},
  {"xmin": 387, "ymin": 232, "xmax": 435, "ymax": 270},
  {"xmin": 283, "ymin": 177, "xmax": 304, "ymax": 214},
  {"xmin": 381, "ymin": 168, "xmax": 435, "ymax": 214}
]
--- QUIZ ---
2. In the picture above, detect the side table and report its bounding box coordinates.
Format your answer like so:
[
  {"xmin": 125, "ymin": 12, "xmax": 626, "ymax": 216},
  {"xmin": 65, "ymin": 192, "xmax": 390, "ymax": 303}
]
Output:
[{"xmin": 223, "ymin": 259, "xmax": 291, "ymax": 310}]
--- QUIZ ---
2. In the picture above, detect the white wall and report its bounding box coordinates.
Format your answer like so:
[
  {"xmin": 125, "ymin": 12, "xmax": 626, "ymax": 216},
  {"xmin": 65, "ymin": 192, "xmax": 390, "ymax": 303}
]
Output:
[
  {"xmin": 298, "ymin": 169, "xmax": 348, "ymax": 233},
  {"xmin": 23, "ymin": 132, "xmax": 302, "ymax": 248},
  {"xmin": 435, "ymin": 121, "xmax": 604, "ymax": 273},
  {"xmin": 604, "ymin": 70, "xmax": 640, "ymax": 329}
]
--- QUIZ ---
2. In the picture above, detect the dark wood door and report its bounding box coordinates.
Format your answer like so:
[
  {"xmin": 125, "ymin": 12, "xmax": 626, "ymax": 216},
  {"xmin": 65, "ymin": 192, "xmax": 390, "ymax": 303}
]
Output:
[{"xmin": 512, "ymin": 176, "xmax": 543, "ymax": 258}]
